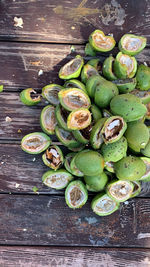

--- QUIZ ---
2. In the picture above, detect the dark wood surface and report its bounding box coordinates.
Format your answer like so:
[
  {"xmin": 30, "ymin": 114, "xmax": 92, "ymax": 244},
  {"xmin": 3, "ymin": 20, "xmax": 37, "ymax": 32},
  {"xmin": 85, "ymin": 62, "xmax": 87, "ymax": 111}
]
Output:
[{"xmin": 0, "ymin": 0, "xmax": 150, "ymax": 266}]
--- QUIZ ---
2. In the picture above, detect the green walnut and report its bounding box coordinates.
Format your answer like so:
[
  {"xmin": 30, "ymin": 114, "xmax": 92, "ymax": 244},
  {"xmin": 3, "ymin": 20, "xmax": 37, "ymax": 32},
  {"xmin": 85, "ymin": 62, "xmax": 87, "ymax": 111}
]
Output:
[
  {"xmin": 58, "ymin": 88, "xmax": 91, "ymax": 111},
  {"xmin": 102, "ymin": 109, "xmax": 112, "ymax": 118},
  {"xmin": 20, "ymin": 88, "xmax": 41, "ymax": 106},
  {"xmin": 101, "ymin": 116, "xmax": 127, "ymax": 144},
  {"xmin": 65, "ymin": 180, "xmax": 88, "ymax": 209},
  {"xmin": 91, "ymin": 192, "xmax": 119, "ymax": 216},
  {"xmin": 110, "ymin": 94, "xmax": 147, "ymax": 122},
  {"xmin": 42, "ymin": 84, "xmax": 63, "ymax": 105},
  {"xmin": 125, "ymin": 121, "xmax": 149, "ymax": 152},
  {"xmin": 131, "ymin": 89, "xmax": 150, "ymax": 105},
  {"xmin": 84, "ymin": 172, "xmax": 108, "ymax": 192},
  {"xmin": 70, "ymin": 154, "xmax": 84, "ymax": 177},
  {"xmin": 55, "ymin": 104, "xmax": 70, "ymax": 131},
  {"xmin": 59, "ymin": 55, "xmax": 84, "ymax": 80},
  {"xmin": 106, "ymin": 179, "xmax": 134, "ymax": 202},
  {"xmin": 42, "ymin": 169, "xmax": 74, "ymax": 189},
  {"xmin": 90, "ymin": 118, "xmax": 107, "ymax": 149},
  {"xmin": 102, "ymin": 56, "xmax": 117, "ymax": 81},
  {"xmin": 85, "ymin": 42, "xmax": 96, "ymax": 56},
  {"xmin": 81, "ymin": 64, "xmax": 98, "ymax": 84},
  {"xmin": 114, "ymin": 52, "xmax": 137, "ymax": 79},
  {"xmin": 94, "ymin": 79, "xmax": 119, "ymax": 108},
  {"xmin": 75, "ymin": 150, "xmax": 104, "ymax": 176},
  {"xmin": 40, "ymin": 105, "xmax": 57, "ymax": 135},
  {"xmin": 114, "ymin": 156, "xmax": 146, "ymax": 181},
  {"xmin": 101, "ymin": 136, "xmax": 127, "ymax": 162},
  {"xmin": 87, "ymin": 59, "xmax": 101, "ymax": 71},
  {"xmin": 141, "ymin": 139, "xmax": 150, "ymax": 157},
  {"xmin": 146, "ymin": 103, "xmax": 150, "ymax": 120},
  {"xmin": 113, "ymin": 78, "xmax": 137, "ymax": 94},
  {"xmin": 55, "ymin": 126, "xmax": 81, "ymax": 149},
  {"xmin": 136, "ymin": 64, "xmax": 150, "ymax": 91},
  {"xmin": 21, "ymin": 132, "xmax": 51, "ymax": 154},
  {"xmin": 64, "ymin": 79, "xmax": 86, "ymax": 92},
  {"xmin": 73, "ymin": 123, "xmax": 92, "ymax": 144},
  {"xmin": 105, "ymin": 161, "xmax": 115, "ymax": 173},
  {"xmin": 140, "ymin": 157, "xmax": 150, "ymax": 182},
  {"xmin": 130, "ymin": 181, "xmax": 141, "ymax": 198},
  {"xmin": 42, "ymin": 145, "xmax": 64, "ymax": 170},
  {"xmin": 91, "ymin": 104, "xmax": 102, "ymax": 122},
  {"xmin": 86, "ymin": 75, "xmax": 105, "ymax": 98},
  {"xmin": 64, "ymin": 152, "xmax": 76, "ymax": 174},
  {"xmin": 89, "ymin": 30, "xmax": 116, "ymax": 52},
  {"xmin": 119, "ymin": 34, "xmax": 147, "ymax": 55},
  {"xmin": 67, "ymin": 108, "xmax": 91, "ymax": 130}
]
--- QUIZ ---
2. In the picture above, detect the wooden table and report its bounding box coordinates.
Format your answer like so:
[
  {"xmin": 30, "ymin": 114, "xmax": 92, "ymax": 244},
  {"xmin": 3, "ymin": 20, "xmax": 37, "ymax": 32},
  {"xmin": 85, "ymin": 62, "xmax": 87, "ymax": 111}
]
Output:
[{"xmin": 0, "ymin": 0, "xmax": 150, "ymax": 266}]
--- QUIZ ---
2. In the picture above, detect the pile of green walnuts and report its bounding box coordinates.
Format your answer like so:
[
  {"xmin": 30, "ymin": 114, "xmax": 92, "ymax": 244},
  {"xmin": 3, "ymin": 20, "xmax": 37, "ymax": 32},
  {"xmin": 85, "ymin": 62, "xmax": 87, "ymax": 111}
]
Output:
[{"xmin": 20, "ymin": 30, "xmax": 150, "ymax": 216}]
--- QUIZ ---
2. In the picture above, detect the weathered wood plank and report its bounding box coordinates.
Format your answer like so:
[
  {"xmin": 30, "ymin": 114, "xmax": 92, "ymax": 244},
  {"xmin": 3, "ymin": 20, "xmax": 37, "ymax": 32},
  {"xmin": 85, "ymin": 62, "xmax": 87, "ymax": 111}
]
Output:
[
  {"xmin": 0, "ymin": 247, "xmax": 150, "ymax": 267},
  {"xmin": 0, "ymin": 143, "xmax": 149, "ymax": 197},
  {"xmin": 0, "ymin": 0, "xmax": 150, "ymax": 44},
  {"xmin": 0, "ymin": 195, "xmax": 149, "ymax": 247}
]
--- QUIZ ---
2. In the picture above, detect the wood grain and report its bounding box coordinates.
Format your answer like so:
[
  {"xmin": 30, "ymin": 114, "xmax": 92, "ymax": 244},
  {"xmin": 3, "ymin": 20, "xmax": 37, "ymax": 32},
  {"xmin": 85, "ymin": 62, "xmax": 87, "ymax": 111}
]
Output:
[
  {"xmin": 0, "ymin": 143, "xmax": 149, "ymax": 197},
  {"xmin": 0, "ymin": 42, "xmax": 150, "ymax": 92},
  {"xmin": 0, "ymin": 0, "xmax": 150, "ymax": 44},
  {"xmin": 0, "ymin": 247, "xmax": 149, "ymax": 267},
  {"xmin": 0, "ymin": 194, "xmax": 149, "ymax": 247}
]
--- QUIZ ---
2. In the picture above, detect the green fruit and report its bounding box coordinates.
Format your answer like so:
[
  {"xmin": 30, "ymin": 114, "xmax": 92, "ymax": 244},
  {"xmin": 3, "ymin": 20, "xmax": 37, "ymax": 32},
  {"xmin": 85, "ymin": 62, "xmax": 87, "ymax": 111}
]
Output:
[
  {"xmin": 42, "ymin": 145, "xmax": 64, "ymax": 170},
  {"xmin": 55, "ymin": 104, "xmax": 70, "ymax": 131},
  {"xmin": 91, "ymin": 104, "xmax": 102, "ymax": 122},
  {"xmin": 141, "ymin": 139, "xmax": 150, "ymax": 157},
  {"xmin": 94, "ymin": 79, "xmax": 119, "ymax": 108},
  {"xmin": 140, "ymin": 157, "xmax": 150, "ymax": 182},
  {"xmin": 114, "ymin": 156, "xmax": 146, "ymax": 181},
  {"xmin": 104, "ymin": 161, "xmax": 115, "ymax": 173},
  {"xmin": 113, "ymin": 78, "xmax": 136, "ymax": 94},
  {"xmin": 90, "ymin": 118, "xmax": 107, "ymax": 149},
  {"xmin": 102, "ymin": 56, "xmax": 117, "ymax": 81},
  {"xmin": 67, "ymin": 108, "xmax": 91, "ymax": 130},
  {"xmin": 42, "ymin": 84, "xmax": 63, "ymax": 105},
  {"xmin": 21, "ymin": 132, "xmax": 51, "ymax": 154},
  {"xmin": 91, "ymin": 192, "xmax": 119, "ymax": 216},
  {"xmin": 107, "ymin": 179, "xmax": 134, "ymax": 202},
  {"xmin": 87, "ymin": 59, "xmax": 101, "ymax": 71},
  {"xmin": 20, "ymin": 88, "xmax": 41, "ymax": 106},
  {"xmin": 40, "ymin": 105, "xmax": 57, "ymax": 135},
  {"xmin": 55, "ymin": 126, "xmax": 81, "ymax": 149},
  {"xmin": 75, "ymin": 150, "xmax": 104, "ymax": 176},
  {"xmin": 42, "ymin": 169, "xmax": 73, "ymax": 189},
  {"xmin": 65, "ymin": 180, "xmax": 88, "ymax": 209},
  {"xmin": 146, "ymin": 103, "xmax": 150, "ymax": 120},
  {"xmin": 130, "ymin": 181, "xmax": 141, "ymax": 198},
  {"xmin": 131, "ymin": 89, "xmax": 150, "ymax": 104},
  {"xmin": 58, "ymin": 88, "xmax": 91, "ymax": 111},
  {"xmin": 0, "ymin": 85, "xmax": 4, "ymax": 92},
  {"xmin": 70, "ymin": 154, "xmax": 84, "ymax": 177},
  {"xmin": 119, "ymin": 34, "xmax": 146, "ymax": 56},
  {"xmin": 59, "ymin": 55, "xmax": 84, "ymax": 79},
  {"xmin": 136, "ymin": 64, "xmax": 150, "ymax": 91},
  {"xmin": 85, "ymin": 42, "xmax": 96, "ymax": 56},
  {"xmin": 102, "ymin": 109, "xmax": 112, "ymax": 118},
  {"xmin": 110, "ymin": 94, "xmax": 147, "ymax": 122},
  {"xmin": 89, "ymin": 30, "xmax": 116, "ymax": 52},
  {"xmin": 86, "ymin": 75, "xmax": 105, "ymax": 98},
  {"xmin": 84, "ymin": 172, "xmax": 108, "ymax": 192},
  {"xmin": 101, "ymin": 116, "xmax": 127, "ymax": 144},
  {"xmin": 64, "ymin": 152, "xmax": 76, "ymax": 174},
  {"xmin": 101, "ymin": 136, "xmax": 127, "ymax": 162},
  {"xmin": 114, "ymin": 52, "xmax": 137, "ymax": 79},
  {"xmin": 81, "ymin": 64, "xmax": 99, "ymax": 84},
  {"xmin": 125, "ymin": 121, "xmax": 149, "ymax": 152},
  {"xmin": 86, "ymin": 184, "xmax": 98, "ymax": 192},
  {"xmin": 73, "ymin": 123, "xmax": 92, "ymax": 144},
  {"xmin": 64, "ymin": 79, "xmax": 86, "ymax": 92}
]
